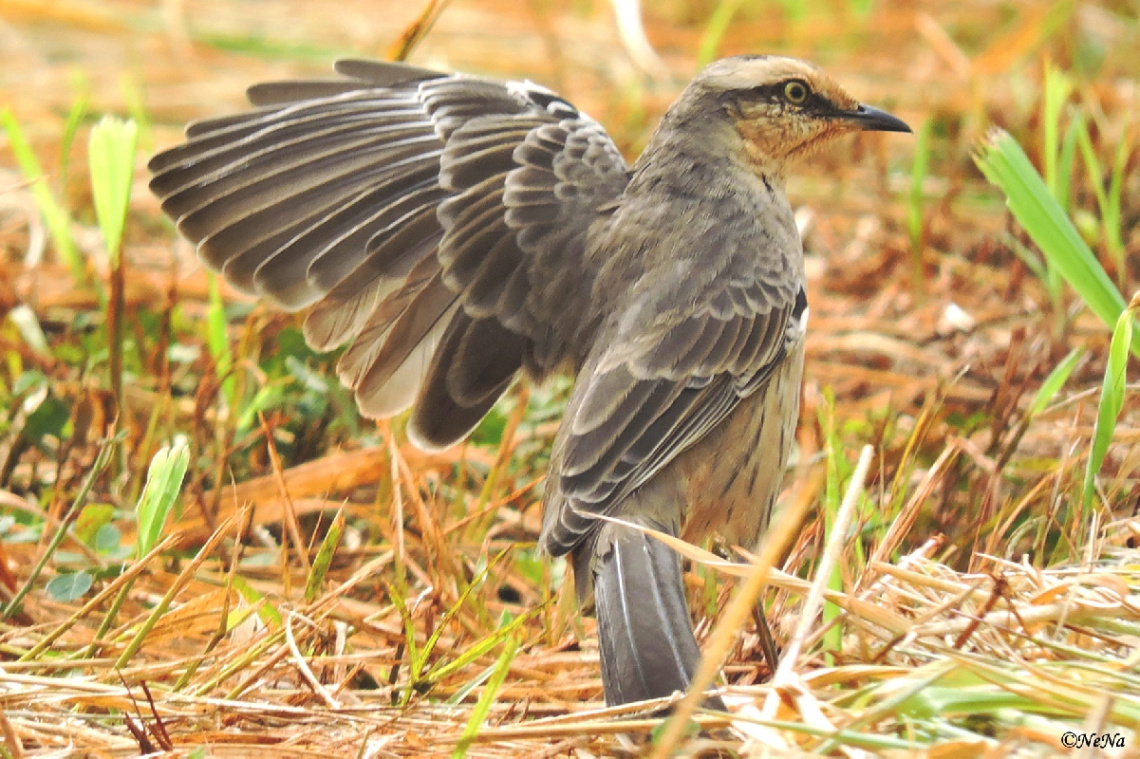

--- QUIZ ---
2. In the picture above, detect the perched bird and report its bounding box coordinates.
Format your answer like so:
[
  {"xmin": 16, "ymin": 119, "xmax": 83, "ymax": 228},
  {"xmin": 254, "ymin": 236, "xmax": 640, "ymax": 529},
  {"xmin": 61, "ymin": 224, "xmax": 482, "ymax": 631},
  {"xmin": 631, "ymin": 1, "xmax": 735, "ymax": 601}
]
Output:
[{"xmin": 150, "ymin": 55, "xmax": 910, "ymax": 707}]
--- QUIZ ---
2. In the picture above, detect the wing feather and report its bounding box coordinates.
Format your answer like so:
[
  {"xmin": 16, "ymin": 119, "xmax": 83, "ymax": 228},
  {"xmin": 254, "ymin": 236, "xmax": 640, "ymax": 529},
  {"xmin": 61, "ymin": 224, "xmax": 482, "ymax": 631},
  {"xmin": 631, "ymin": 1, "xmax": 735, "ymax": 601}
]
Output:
[
  {"xmin": 149, "ymin": 59, "xmax": 630, "ymax": 447},
  {"xmin": 542, "ymin": 216, "xmax": 807, "ymax": 556}
]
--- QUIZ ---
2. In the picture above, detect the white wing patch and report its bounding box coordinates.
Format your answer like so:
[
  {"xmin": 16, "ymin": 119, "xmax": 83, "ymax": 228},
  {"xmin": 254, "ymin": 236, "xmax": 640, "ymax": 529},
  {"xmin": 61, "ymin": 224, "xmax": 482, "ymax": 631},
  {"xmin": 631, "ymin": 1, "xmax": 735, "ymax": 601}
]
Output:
[{"xmin": 784, "ymin": 289, "xmax": 808, "ymax": 349}]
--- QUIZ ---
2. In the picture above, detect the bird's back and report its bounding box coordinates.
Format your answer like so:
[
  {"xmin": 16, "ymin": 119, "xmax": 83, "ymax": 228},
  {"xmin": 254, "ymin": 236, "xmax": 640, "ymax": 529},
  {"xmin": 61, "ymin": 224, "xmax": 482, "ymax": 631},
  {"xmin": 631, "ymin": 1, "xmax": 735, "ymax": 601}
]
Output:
[{"xmin": 540, "ymin": 123, "xmax": 808, "ymax": 558}]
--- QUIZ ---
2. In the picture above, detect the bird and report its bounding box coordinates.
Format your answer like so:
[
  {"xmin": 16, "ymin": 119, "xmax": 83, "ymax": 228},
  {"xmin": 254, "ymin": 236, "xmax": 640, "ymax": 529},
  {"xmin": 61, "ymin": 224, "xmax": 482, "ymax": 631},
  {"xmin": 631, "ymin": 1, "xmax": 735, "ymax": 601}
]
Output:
[{"xmin": 149, "ymin": 54, "xmax": 910, "ymax": 707}]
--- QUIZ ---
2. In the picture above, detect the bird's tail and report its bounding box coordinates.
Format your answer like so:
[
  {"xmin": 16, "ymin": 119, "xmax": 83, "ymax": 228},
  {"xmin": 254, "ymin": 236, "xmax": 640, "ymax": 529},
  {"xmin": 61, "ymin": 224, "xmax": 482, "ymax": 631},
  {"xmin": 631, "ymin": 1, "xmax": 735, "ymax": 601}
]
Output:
[{"xmin": 582, "ymin": 520, "xmax": 725, "ymax": 708}]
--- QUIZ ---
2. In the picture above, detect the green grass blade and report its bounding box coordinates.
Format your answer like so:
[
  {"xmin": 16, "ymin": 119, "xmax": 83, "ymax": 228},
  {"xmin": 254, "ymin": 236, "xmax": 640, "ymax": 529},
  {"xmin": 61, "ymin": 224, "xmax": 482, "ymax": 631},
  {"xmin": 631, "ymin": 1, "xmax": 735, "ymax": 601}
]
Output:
[
  {"xmin": 304, "ymin": 509, "xmax": 344, "ymax": 603},
  {"xmin": 1028, "ymin": 347, "xmax": 1084, "ymax": 417},
  {"xmin": 1103, "ymin": 135, "xmax": 1129, "ymax": 274},
  {"xmin": 1, "ymin": 108, "xmax": 81, "ymax": 278},
  {"xmin": 452, "ymin": 621, "xmax": 521, "ymax": 758},
  {"xmin": 1042, "ymin": 62, "xmax": 1070, "ymax": 198},
  {"xmin": 418, "ymin": 549, "xmax": 511, "ymax": 685},
  {"xmin": 233, "ymin": 575, "xmax": 283, "ymax": 628},
  {"xmin": 426, "ymin": 607, "xmax": 534, "ymax": 685},
  {"xmin": 1, "ymin": 438, "xmax": 115, "ymax": 620},
  {"xmin": 973, "ymin": 128, "xmax": 1137, "ymax": 356},
  {"xmin": 908, "ymin": 118, "xmax": 931, "ymax": 294},
  {"xmin": 135, "ymin": 440, "xmax": 190, "ymax": 559},
  {"xmin": 1006, "ymin": 236, "xmax": 1049, "ymax": 285},
  {"xmin": 206, "ymin": 273, "xmax": 235, "ymax": 407},
  {"xmin": 88, "ymin": 116, "xmax": 138, "ymax": 262},
  {"xmin": 1055, "ymin": 113, "xmax": 1081, "ymax": 213},
  {"xmin": 1074, "ymin": 117, "xmax": 1107, "ymax": 216},
  {"xmin": 1083, "ymin": 295, "xmax": 1137, "ymax": 506},
  {"xmin": 59, "ymin": 94, "xmax": 89, "ymax": 192},
  {"xmin": 89, "ymin": 115, "xmax": 138, "ymax": 426},
  {"xmin": 697, "ymin": 0, "xmax": 744, "ymax": 67}
]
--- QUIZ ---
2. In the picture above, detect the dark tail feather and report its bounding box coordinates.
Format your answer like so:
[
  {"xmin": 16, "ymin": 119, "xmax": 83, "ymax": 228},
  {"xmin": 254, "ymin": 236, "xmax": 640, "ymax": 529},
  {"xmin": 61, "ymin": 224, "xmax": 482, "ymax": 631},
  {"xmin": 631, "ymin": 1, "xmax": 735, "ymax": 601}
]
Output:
[{"xmin": 584, "ymin": 521, "xmax": 725, "ymax": 709}]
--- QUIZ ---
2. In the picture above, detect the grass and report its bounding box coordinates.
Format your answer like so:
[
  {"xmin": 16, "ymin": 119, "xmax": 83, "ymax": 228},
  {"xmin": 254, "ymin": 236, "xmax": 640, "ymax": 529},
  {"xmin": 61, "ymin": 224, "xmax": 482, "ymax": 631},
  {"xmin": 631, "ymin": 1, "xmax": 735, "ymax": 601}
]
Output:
[
  {"xmin": 1, "ymin": 109, "xmax": 80, "ymax": 279},
  {"xmin": 0, "ymin": 0, "xmax": 1138, "ymax": 755}
]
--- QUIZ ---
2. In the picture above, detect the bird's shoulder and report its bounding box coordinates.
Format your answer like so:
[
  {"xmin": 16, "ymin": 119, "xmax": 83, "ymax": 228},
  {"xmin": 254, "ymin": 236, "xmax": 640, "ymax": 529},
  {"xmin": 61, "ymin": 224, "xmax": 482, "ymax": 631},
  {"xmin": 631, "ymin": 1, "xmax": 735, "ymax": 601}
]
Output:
[{"xmin": 589, "ymin": 171, "xmax": 804, "ymax": 377}]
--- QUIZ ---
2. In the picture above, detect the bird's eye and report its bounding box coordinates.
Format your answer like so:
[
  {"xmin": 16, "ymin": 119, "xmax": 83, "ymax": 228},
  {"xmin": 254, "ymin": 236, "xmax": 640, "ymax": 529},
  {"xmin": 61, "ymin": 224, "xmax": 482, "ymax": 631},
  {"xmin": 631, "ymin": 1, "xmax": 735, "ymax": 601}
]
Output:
[{"xmin": 783, "ymin": 80, "xmax": 809, "ymax": 104}]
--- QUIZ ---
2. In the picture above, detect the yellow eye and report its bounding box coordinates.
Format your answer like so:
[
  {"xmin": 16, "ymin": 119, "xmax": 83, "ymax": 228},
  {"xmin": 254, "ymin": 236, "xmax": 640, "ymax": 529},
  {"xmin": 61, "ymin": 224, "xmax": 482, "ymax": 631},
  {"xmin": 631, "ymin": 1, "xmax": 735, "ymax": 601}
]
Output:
[{"xmin": 783, "ymin": 80, "xmax": 809, "ymax": 104}]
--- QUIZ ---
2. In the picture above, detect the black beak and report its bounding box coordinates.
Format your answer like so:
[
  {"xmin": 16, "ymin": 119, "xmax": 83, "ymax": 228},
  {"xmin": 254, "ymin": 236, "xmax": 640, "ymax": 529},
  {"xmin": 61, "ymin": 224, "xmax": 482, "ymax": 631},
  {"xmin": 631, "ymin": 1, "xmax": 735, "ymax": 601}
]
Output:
[{"xmin": 843, "ymin": 104, "xmax": 912, "ymax": 134}]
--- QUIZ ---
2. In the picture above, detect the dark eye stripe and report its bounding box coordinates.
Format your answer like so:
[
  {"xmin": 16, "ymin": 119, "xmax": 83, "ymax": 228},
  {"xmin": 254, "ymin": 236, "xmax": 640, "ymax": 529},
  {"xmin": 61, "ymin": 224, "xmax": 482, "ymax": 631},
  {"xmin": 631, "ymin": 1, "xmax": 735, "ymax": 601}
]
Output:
[
  {"xmin": 735, "ymin": 79, "xmax": 844, "ymax": 119},
  {"xmin": 745, "ymin": 83, "xmax": 781, "ymax": 100},
  {"xmin": 745, "ymin": 80, "xmax": 812, "ymax": 103}
]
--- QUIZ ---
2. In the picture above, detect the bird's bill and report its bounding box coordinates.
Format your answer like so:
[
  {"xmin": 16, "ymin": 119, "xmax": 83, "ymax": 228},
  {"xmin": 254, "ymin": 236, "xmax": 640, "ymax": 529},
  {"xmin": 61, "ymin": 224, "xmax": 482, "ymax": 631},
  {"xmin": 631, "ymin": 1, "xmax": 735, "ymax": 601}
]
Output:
[{"xmin": 841, "ymin": 104, "xmax": 912, "ymax": 134}]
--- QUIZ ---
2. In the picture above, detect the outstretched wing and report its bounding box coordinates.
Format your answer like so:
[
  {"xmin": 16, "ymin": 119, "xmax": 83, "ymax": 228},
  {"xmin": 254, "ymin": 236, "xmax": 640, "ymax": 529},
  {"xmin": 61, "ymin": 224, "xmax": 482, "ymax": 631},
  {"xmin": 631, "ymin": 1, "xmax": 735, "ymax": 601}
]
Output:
[
  {"xmin": 541, "ymin": 201, "xmax": 808, "ymax": 557},
  {"xmin": 150, "ymin": 60, "xmax": 630, "ymax": 448}
]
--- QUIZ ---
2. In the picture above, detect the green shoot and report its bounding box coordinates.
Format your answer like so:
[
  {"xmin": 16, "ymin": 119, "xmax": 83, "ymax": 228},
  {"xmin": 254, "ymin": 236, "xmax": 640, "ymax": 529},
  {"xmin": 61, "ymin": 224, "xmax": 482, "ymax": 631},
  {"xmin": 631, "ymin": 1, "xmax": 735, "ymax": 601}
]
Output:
[
  {"xmin": 88, "ymin": 116, "xmax": 137, "ymax": 264},
  {"xmin": 207, "ymin": 273, "xmax": 236, "ymax": 410},
  {"xmin": 697, "ymin": 0, "xmax": 744, "ymax": 68},
  {"xmin": 453, "ymin": 619, "xmax": 521, "ymax": 758},
  {"xmin": 59, "ymin": 91, "xmax": 89, "ymax": 194},
  {"xmin": 88, "ymin": 116, "xmax": 138, "ymax": 432},
  {"xmin": 817, "ymin": 390, "xmax": 851, "ymax": 662},
  {"xmin": 135, "ymin": 440, "xmax": 190, "ymax": 559},
  {"xmin": 305, "ymin": 509, "xmax": 345, "ymax": 603},
  {"xmin": 1054, "ymin": 112, "xmax": 1081, "ymax": 213},
  {"xmin": 908, "ymin": 117, "xmax": 931, "ymax": 296},
  {"xmin": 1083, "ymin": 294, "xmax": 1138, "ymax": 507},
  {"xmin": 1074, "ymin": 120, "xmax": 1129, "ymax": 287},
  {"xmin": 973, "ymin": 128, "xmax": 1138, "ymax": 357},
  {"xmin": 1, "ymin": 438, "xmax": 115, "ymax": 621},
  {"xmin": 82, "ymin": 439, "xmax": 189, "ymax": 656},
  {"xmin": 1, "ymin": 108, "xmax": 81, "ymax": 278},
  {"xmin": 1027, "ymin": 347, "xmax": 1085, "ymax": 418},
  {"xmin": 1041, "ymin": 63, "xmax": 1069, "ymax": 313},
  {"xmin": 1042, "ymin": 62, "xmax": 1070, "ymax": 199}
]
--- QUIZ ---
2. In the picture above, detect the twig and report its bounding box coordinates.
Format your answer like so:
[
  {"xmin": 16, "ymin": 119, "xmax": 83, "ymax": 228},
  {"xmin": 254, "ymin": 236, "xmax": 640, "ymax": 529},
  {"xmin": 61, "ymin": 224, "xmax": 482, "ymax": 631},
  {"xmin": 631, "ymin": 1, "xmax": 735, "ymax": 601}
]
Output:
[{"xmin": 285, "ymin": 609, "xmax": 341, "ymax": 709}]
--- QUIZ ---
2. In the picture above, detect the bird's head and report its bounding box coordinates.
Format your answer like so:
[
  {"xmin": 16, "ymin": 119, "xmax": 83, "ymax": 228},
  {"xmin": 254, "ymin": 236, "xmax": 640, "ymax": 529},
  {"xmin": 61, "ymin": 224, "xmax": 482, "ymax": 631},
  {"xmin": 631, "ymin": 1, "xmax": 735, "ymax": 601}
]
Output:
[{"xmin": 666, "ymin": 55, "xmax": 911, "ymax": 178}]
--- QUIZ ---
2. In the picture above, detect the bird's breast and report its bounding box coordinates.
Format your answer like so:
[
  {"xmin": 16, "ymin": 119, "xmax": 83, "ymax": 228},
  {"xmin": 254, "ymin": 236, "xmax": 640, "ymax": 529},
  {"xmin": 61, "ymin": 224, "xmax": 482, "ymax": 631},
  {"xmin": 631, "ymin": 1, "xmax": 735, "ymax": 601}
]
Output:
[{"xmin": 676, "ymin": 337, "xmax": 805, "ymax": 549}]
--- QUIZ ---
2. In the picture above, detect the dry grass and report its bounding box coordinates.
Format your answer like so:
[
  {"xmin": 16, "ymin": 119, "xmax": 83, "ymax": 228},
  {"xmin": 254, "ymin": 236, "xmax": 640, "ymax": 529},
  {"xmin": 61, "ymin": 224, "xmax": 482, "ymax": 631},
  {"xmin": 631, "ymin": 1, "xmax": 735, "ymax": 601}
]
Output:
[{"xmin": 1, "ymin": 0, "xmax": 1138, "ymax": 755}]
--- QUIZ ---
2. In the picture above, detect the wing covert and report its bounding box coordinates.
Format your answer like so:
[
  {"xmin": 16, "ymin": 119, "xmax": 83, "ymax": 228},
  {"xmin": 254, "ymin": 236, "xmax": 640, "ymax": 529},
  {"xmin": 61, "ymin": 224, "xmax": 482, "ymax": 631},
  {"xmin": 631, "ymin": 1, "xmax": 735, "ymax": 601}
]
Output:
[{"xmin": 543, "ymin": 254, "xmax": 807, "ymax": 556}]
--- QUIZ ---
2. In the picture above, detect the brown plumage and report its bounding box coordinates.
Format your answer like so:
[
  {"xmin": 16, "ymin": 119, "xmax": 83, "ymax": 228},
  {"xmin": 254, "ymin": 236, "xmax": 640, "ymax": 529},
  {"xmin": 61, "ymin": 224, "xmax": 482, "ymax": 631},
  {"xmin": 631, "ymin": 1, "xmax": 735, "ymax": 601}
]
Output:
[{"xmin": 149, "ymin": 55, "xmax": 909, "ymax": 707}]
